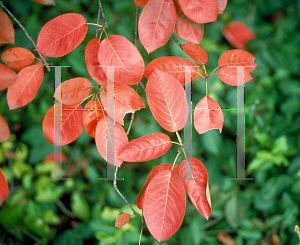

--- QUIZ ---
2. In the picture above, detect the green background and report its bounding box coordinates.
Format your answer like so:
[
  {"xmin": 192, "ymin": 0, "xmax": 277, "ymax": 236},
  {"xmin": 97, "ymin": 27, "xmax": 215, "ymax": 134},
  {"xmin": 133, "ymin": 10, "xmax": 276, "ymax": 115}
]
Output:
[{"xmin": 0, "ymin": 0, "xmax": 300, "ymax": 244}]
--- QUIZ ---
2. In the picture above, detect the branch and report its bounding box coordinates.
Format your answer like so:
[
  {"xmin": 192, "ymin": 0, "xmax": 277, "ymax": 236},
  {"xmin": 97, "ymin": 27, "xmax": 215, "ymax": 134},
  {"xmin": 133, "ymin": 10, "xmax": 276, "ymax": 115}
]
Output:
[
  {"xmin": 55, "ymin": 199, "xmax": 76, "ymax": 218},
  {"xmin": 95, "ymin": 0, "xmax": 101, "ymax": 38},
  {"xmin": 0, "ymin": 2, "xmax": 50, "ymax": 72},
  {"xmin": 134, "ymin": 6, "xmax": 139, "ymax": 47},
  {"xmin": 171, "ymin": 33, "xmax": 182, "ymax": 49},
  {"xmin": 98, "ymin": 0, "xmax": 108, "ymax": 29}
]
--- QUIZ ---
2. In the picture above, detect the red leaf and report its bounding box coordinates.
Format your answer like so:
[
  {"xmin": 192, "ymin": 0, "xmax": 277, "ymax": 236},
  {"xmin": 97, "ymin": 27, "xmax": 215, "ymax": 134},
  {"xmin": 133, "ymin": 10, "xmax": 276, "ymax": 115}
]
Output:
[
  {"xmin": 37, "ymin": 13, "xmax": 88, "ymax": 57},
  {"xmin": 136, "ymin": 164, "xmax": 178, "ymax": 210},
  {"xmin": 144, "ymin": 56, "xmax": 197, "ymax": 85},
  {"xmin": 44, "ymin": 152, "xmax": 67, "ymax": 163},
  {"xmin": 100, "ymin": 84, "xmax": 145, "ymax": 125},
  {"xmin": 43, "ymin": 103, "xmax": 83, "ymax": 145},
  {"xmin": 178, "ymin": 157, "xmax": 211, "ymax": 219},
  {"xmin": 55, "ymin": 77, "xmax": 91, "ymax": 105},
  {"xmin": 146, "ymin": 70, "xmax": 187, "ymax": 132},
  {"xmin": 98, "ymin": 35, "xmax": 144, "ymax": 85},
  {"xmin": 0, "ymin": 168, "xmax": 9, "ymax": 206},
  {"xmin": 115, "ymin": 213, "xmax": 131, "ymax": 228},
  {"xmin": 218, "ymin": 0, "xmax": 227, "ymax": 14},
  {"xmin": 222, "ymin": 21, "xmax": 255, "ymax": 49},
  {"xmin": 95, "ymin": 117, "xmax": 128, "ymax": 167},
  {"xmin": 0, "ymin": 114, "xmax": 10, "ymax": 142},
  {"xmin": 217, "ymin": 49, "xmax": 257, "ymax": 86},
  {"xmin": 0, "ymin": 8, "xmax": 15, "ymax": 44},
  {"xmin": 178, "ymin": 0, "xmax": 219, "ymax": 24},
  {"xmin": 138, "ymin": 0, "xmax": 176, "ymax": 53},
  {"xmin": 144, "ymin": 169, "xmax": 186, "ymax": 242},
  {"xmin": 194, "ymin": 95, "xmax": 224, "ymax": 134},
  {"xmin": 0, "ymin": 64, "xmax": 17, "ymax": 91},
  {"xmin": 83, "ymin": 100, "xmax": 106, "ymax": 138},
  {"xmin": 175, "ymin": 9, "xmax": 204, "ymax": 44},
  {"xmin": 181, "ymin": 43, "xmax": 208, "ymax": 65},
  {"xmin": 85, "ymin": 39, "xmax": 107, "ymax": 87},
  {"xmin": 32, "ymin": 0, "xmax": 55, "ymax": 5},
  {"xmin": 1, "ymin": 47, "xmax": 35, "ymax": 71},
  {"xmin": 118, "ymin": 133, "xmax": 171, "ymax": 162},
  {"xmin": 134, "ymin": 0, "xmax": 149, "ymax": 7},
  {"xmin": 7, "ymin": 65, "xmax": 44, "ymax": 110}
]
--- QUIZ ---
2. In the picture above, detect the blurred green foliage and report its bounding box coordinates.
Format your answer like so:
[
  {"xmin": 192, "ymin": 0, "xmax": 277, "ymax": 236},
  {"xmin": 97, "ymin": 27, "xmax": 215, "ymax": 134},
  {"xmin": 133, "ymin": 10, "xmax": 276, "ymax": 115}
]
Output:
[{"xmin": 0, "ymin": 0, "xmax": 300, "ymax": 244}]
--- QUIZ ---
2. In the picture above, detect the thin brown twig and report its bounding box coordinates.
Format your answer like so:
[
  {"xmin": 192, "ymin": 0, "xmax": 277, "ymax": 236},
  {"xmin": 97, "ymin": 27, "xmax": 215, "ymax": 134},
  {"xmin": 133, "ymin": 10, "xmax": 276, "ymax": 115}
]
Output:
[
  {"xmin": 0, "ymin": 2, "xmax": 50, "ymax": 72},
  {"xmin": 138, "ymin": 81, "xmax": 146, "ymax": 92},
  {"xmin": 134, "ymin": 6, "xmax": 139, "ymax": 47},
  {"xmin": 171, "ymin": 33, "xmax": 183, "ymax": 49},
  {"xmin": 95, "ymin": 0, "xmax": 101, "ymax": 38},
  {"xmin": 98, "ymin": 0, "xmax": 108, "ymax": 28}
]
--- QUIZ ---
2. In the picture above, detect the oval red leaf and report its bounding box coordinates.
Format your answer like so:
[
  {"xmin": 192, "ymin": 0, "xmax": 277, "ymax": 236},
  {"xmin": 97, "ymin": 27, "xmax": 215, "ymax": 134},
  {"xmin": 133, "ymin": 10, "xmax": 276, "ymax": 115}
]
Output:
[
  {"xmin": 1, "ymin": 47, "xmax": 35, "ymax": 71},
  {"xmin": 7, "ymin": 65, "xmax": 44, "ymax": 110},
  {"xmin": 95, "ymin": 117, "xmax": 128, "ymax": 167},
  {"xmin": 85, "ymin": 39, "xmax": 107, "ymax": 87},
  {"xmin": 55, "ymin": 77, "xmax": 91, "ymax": 105},
  {"xmin": 144, "ymin": 56, "xmax": 197, "ymax": 85},
  {"xmin": 134, "ymin": 0, "xmax": 149, "ymax": 7},
  {"xmin": 136, "ymin": 164, "xmax": 178, "ymax": 210},
  {"xmin": 44, "ymin": 152, "xmax": 67, "ymax": 163},
  {"xmin": 194, "ymin": 95, "xmax": 224, "ymax": 134},
  {"xmin": 0, "ymin": 8, "xmax": 15, "ymax": 44},
  {"xmin": 138, "ymin": 0, "xmax": 176, "ymax": 53},
  {"xmin": 144, "ymin": 169, "xmax": 186, "ymax": 242},
  {"xmin": 222, "ymin": 21, "xmax": 256, "ymax": 49},
  {"xmin": 181, "ymin": 43, "xmax": 208, "ymax": 65},
  {"xmin": 98, "ymin": 35, "xmax": 144, "ymax": 85},
  {"xmin": 178, "ymin": 157, "xmax": 211, "ymax": 220},
  {"xmin": 0, "ymin": 168, "xmax": 9, "ymax": 206},
  {"xmin": 0, "ymin": 114, "xmax": 10, "ymax": 142},
  {"xmin": 115, "ymin": 213, "xmax": 131, "ymax": 228},
  {"xmin": 146, "ymin": 70, "xmax": 187, "ymax": 132},
  {"xmin": 118, "ymin": 133, "xmax": 171, "ymax": 162},
  {"xmin": 0, "ymin": 64, "xmax": 17, "ymax": 91},
  {"xmin": 218, "ymin": 0, "xmax": 227, "ymax": 14},
  {"xmin": 37, "ymin": 13, "xmax": 88, "ymax": 57},
  {"xmin": 178, "ymin": 0, "xmax": 219, "ymax": 24},
  {"xmin": 32, "ymin": 0, "xmax": 55, "ymax": 5},
  {"xmin": 83, "ymin": 100, "xmax": 106, "ymax": 138},
  {"xmin": 216, "ymin": 66, "xmax": 253, "ymax": 86},
  {"xmin": 100, "ymin": 84, "xmax": 145, "ymax": 125},
  {"xmin": 43, "ymin": 103, "xmax": 83, "ymax": 145}
]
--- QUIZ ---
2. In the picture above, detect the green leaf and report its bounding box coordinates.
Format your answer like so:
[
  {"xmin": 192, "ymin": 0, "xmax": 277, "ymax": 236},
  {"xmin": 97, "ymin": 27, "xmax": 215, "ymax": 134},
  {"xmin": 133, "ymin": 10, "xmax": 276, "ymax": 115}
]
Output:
[
  {"xmin": 44, "ymin": 210, "xmax": 61, "ymax": 225},
  {"xmin": 71, "ymin": 192, "xmax": 90, "ymax": 220},
  {"xmin": 225, "ymin": 194, "xmax": 245, "ymax": 228}
]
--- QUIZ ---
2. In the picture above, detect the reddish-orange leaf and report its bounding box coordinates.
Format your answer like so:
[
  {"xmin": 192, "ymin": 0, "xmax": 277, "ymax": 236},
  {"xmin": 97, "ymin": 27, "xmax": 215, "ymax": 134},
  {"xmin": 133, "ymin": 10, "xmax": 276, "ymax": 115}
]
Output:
[
  {"xmin": 178, "ymin": 0, "xmax": 219, "ymax": 24},
  {"xmin": 95, "ymin": 117, "xmax": 128, "ymax": 167},
  {"xmin": 32, "ymin": 0, "xmax": 56, "ymax": 5},
  {"xmin": 43, "ymin": 103, "xmax": 83, "ymax": 145},
  {"xmin": 118, "ymin": 133, "xmax": 171, "ymax": 162},
  {"xmin": 1, "ymin": 47, "xmax": 35, "ymax": 71},
  {"xmin": 0, "ymin": 168, "xmax": 9, "ymax": 206},
  {"xmin": 55, "ymin": 77, "xmax": 91, "ymax": 105},
  {"xmin": 146, "ymin": 70, "xmax": 187, "ymax": 132},
  {"xmin": 175, "ymin": 8, "xmax": 204, "ymax": 44},
  {"xmin": 0, "ymin": 64, "xmax": 17, "ymax": 91},
  {"xmin": 44, "ymin": 152, "xmax": 67, "ymax": 163},
  {"xmin": 134, "ymin": 0, "xmax": 149, "ymax": 7},
  {"xmin": 222, "ymin": 21, "xmax": 255, "ymax": 49},
  {"xmin": 7, "ymin": 65, "xmax": 44, "ymax": 110},
  {"xmin": 144, "ymin": 169, "xmax": 186, "ymax": 242},
  {"xmin": 100, "ymin": 84, "xmax": 145, "ymax": 125},
  {"xmin": 194, "ymin": 95, "xmax": 224, "ymax": 134},
  {"xmin": 83, "ymin": 100, "xmax": 106, "ymax": 138},
  {"xmin": 181, "ymin": 43, "xmax": 208, "ymax": 65},
  {"xmin": 85, "ymin": 39, "xmax": 107, "ymax": 87},
  {"xmin": 115, "ymin": 213, "xmax": 131, "ymax": 228},
  {"xmin": 144, "ymin": 56, "xmax": 197, "ymax": 85},
  {"xmin": 178, "ymin": 157, "xmax": 211, "ymax": 220},
  {"xmin": 206, "ymin": 183, "xmax": 211, "ymax": 207},
  {"xmin": 136, "ymin": 164, "xmax": 178, "ymax": 210},
  {"xmin": 217, "ymin": 49, "xmax": 257, "ymax": 86},
  {"xmin": 37, "ymin": 13, "xmax": 88, "ymax": 57},
  {"xmin": 138, "ymin": 0, "xmax": 176, "ymax": 53},
  {"xmin": 0, "ymin": 8, "xmax": 15, "ymax": 44},
  {"xmin": 0, "ymin": 114, "xmax": 10, "ymax": 142},
  {"xmin": 98, "ymin": 35, "xmax": 144, "ymax": 85},
  {"xmin": 218, "ymin": 0, "xmax": 227, "ymax": 14}
]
